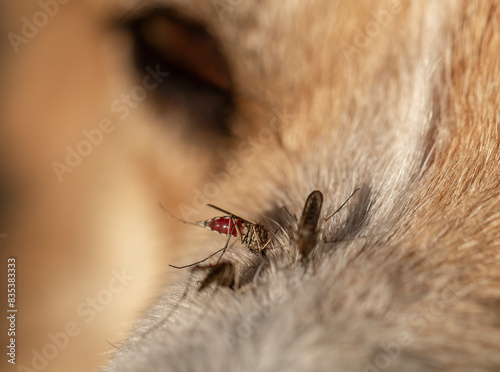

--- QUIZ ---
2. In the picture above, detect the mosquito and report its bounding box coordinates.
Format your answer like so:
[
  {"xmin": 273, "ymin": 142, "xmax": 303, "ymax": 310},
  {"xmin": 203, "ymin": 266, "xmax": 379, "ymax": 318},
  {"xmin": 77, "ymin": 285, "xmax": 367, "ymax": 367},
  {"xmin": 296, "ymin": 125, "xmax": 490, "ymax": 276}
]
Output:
[
  {"xmin": 297, "ymin": 188, "xmax": 360, "ymax": 259},
  {"xmin": 297, "ymin": 190, "xmax": 324, "ymax": 258},
  {"xmin": 135, "ymin": 260, "xmax": 239, "ymax": 344},
  {"xmin": 202, "ymin": 204, "xmax": 269, "ymax": 253},
  {"xmin": 159, "ymin": 203, "xmax": 270, "ymax": 269}
]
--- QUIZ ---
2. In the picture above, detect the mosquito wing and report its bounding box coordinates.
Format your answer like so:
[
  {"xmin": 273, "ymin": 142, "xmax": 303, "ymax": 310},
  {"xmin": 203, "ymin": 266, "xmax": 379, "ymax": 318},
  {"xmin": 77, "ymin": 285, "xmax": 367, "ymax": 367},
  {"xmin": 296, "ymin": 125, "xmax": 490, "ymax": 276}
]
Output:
[{"xmin": 206, "ymin": 204, "xmax": 254, "ymax": 224}]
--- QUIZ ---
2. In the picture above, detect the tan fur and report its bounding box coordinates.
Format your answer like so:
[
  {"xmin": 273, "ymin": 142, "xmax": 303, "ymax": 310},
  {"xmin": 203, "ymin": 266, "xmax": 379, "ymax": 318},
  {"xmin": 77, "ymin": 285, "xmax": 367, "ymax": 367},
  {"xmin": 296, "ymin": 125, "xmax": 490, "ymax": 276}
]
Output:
[{"xmin": 2, "ymin": 1, "xmax": 500, "ymax": 371}]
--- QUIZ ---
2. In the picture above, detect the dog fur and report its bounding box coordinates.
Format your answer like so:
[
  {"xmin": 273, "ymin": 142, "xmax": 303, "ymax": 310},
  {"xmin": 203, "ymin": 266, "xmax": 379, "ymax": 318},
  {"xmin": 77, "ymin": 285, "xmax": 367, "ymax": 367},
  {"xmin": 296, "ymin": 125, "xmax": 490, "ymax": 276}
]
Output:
[
  {"xmin": 103, "ymin": 1, "xmax": 500, "ymax": 371},
  {"xmin": 2, "ymin": 0, "xmax": 499, "ymax": 371}
]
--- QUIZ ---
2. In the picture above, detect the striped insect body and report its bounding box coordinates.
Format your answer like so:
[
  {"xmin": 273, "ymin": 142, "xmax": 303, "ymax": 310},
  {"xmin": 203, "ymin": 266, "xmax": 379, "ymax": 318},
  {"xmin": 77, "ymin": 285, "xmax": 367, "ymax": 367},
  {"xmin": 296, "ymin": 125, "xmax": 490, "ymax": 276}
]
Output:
[{"xmin": 200, "ymin": 204, "xmax": 269, "ymax": 253}]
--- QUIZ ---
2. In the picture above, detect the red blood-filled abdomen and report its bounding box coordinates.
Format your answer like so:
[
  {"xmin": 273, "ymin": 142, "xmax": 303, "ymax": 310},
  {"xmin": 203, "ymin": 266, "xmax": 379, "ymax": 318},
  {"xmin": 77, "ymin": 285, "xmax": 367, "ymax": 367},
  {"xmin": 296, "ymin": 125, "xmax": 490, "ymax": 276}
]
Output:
[{"xmin": 208, "ymin": 218, "xmax": 244, "ymax": 237}]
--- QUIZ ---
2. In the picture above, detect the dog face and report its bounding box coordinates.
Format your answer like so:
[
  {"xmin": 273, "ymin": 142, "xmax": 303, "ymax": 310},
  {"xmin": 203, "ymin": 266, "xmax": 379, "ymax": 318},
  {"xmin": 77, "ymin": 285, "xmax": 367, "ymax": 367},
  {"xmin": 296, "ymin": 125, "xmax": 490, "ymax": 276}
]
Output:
[{"xmin": 3, "ymin": 1, "xmax": 500, "ymax": 371}]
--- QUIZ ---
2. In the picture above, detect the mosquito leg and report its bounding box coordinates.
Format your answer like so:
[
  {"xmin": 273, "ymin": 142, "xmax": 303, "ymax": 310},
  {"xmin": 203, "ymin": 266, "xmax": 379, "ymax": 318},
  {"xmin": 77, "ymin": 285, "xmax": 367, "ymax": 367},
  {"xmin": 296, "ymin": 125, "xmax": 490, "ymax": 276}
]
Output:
[
  {"xmin": 169, "ymin": 242, "xmax": 233, "ymax": 269},
  {"xmin": 324, "ymin": 188, "xmax": 360, "ymax": 221},
  {"xmin": 281, "ymin": 206, "xmax": 295, "ymax": 220},
  {"xmin": 230, "ymin": 215, "xmax": 243, "ymax": 242},
  {"xmin": 260, "ymin": 236, "xmax": 273, "ymax": 252},
  {"xmin": 170, "ymin": 215, "xmax": 241, "ymax": 269},
  {"xmin": 215, "ymin": 233, "xmax": 233, "ymax": 265}
]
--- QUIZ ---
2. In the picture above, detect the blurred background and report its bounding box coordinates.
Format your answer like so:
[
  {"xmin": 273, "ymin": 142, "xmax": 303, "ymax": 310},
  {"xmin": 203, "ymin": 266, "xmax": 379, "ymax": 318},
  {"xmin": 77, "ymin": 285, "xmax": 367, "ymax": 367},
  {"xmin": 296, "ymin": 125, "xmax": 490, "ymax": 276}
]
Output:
[{"xmin": 0, "ymin": 1, "xmax": 237, "ymax": 371}]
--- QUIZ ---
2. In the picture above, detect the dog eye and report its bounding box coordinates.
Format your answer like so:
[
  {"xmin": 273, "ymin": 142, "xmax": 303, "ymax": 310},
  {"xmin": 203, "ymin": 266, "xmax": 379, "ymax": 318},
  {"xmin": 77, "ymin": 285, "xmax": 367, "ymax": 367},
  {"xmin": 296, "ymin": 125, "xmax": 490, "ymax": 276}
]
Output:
[{"xmin": 120, "ymin": 7, "xmax": 234, "ymax": 145}]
